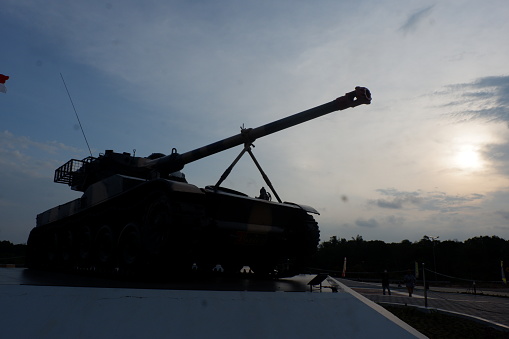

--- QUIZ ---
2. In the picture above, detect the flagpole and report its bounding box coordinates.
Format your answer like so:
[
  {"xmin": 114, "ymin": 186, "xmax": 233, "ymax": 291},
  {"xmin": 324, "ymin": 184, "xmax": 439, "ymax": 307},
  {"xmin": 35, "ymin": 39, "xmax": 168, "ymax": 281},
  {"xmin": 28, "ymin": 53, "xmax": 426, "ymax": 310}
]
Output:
[{"xmin": 422, "ymin": 262, "xmax": 428, "ymax": 308}]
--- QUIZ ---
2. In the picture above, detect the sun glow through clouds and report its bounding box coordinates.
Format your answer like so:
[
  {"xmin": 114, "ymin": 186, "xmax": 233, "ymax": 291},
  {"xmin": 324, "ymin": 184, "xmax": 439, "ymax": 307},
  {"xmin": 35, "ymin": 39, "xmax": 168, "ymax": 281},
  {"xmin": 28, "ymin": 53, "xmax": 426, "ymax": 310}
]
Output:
[
  {"xmin": 443, "ymin": 123, "xmax": 502, "ymax": 175},
  {"xmin": 454, "ymin": 145, "xmax": 483, "ymax": 171}
]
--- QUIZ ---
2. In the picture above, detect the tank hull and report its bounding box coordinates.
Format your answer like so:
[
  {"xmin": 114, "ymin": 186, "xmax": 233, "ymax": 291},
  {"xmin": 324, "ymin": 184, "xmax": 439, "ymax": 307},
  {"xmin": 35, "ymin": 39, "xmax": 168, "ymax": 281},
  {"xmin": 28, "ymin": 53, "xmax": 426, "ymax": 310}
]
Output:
[{"xmin": 27, "ymin": 177, "xmax": 319, "ymax": 277}]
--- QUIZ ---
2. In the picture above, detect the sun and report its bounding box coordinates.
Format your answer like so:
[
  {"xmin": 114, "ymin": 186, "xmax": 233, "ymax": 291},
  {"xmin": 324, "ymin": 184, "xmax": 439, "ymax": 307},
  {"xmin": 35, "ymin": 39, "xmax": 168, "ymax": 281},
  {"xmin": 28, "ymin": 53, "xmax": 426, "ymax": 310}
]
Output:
[
  {"xmin": 453, "ymin": 145, "xmax": 483, "ymax": 170},
  {"xmin": 442, "ymin": 123, "xmax": 503, "ymax": 177}
]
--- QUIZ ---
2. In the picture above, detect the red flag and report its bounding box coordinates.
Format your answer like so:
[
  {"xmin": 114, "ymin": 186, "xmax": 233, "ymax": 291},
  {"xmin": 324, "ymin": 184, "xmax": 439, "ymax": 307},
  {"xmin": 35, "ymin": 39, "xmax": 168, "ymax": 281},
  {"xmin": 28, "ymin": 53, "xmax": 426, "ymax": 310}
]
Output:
[{"xmin": 0, "ymin": 74, "xmax": 9, "ymax": 93}]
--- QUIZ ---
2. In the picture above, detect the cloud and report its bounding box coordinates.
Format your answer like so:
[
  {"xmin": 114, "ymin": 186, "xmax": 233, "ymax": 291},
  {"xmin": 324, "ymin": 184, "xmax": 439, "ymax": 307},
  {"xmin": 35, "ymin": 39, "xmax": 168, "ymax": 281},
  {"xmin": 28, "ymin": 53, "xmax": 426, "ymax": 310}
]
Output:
[
  {"xmin": 399, "ymin": 5, "xmax": 435, "ymax": 34},
  {"xmin": 356, "ymin": 218, "xmax": 379, "ymax": 228},
  {"xmin": 437, "ymin": 75, "xmax": 509, "ymax": 123},
  {"xmin": 372, "ymin": 188, "xmax": 422, "ymax": 209},
  {"xmin": 496, "ymin": 211, "xmax": 509, "ymax": 220},
  {"xmin": 371, "ymin": 188, "xmax": 484, "ymax": 213},
  {"xmin": 384, "ymin": 215, "xmax": 406, "ymax": 226},
  {"xmin": 0, "ymin": 130, "xmax": 82, "ymax": 178}
]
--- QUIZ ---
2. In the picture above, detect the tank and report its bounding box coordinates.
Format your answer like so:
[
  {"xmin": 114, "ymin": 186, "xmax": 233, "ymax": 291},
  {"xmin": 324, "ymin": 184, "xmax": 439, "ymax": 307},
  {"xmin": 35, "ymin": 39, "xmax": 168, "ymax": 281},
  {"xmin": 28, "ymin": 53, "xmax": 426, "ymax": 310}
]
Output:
[{"xmin": 26, "ymin": 87, "xmax": 371, "ymax": 277}]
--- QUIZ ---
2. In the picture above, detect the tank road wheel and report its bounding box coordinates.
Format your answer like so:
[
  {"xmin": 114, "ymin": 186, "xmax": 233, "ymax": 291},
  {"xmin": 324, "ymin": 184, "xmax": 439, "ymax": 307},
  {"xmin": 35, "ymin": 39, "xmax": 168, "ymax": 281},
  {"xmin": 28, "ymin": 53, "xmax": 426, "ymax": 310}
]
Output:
[
  {"xmin": 143, "ymin": 197, "xmax": 173, "ymax": 262},
  {"xmin": 250, "ymin": 263, "xmax": 277, "ymax": 277},
  {"xmin": 77, "ymin": 226, "xmax": 93, "ymax": 267},
  {"xmin": 60, "ymin": 228, "xmax": 74, "ymax": 268},
  {"xmin": 44, "ymin": 231, "xmax": 59, "ymax": 268},
  {"xmin": 94, "ymin": 225, "xmax": 116, "ymax": 270},
  {"xmin": 118, "ymin": 223, "xmax": 143, "ymax": 273},
  {"xmin": 302, "ymin": 215, "xmax": 320, "ymax": 258},
  {"xmin": 282, "ymin": 214, "xmax": 320, "ymax": 276},
  {"xmin": 143, "ymin": 196, "xmax": 192, "ymax": 274},
  {"xmin": 26, "ymin": 233, "xmax": 44, "ymax": 269}
]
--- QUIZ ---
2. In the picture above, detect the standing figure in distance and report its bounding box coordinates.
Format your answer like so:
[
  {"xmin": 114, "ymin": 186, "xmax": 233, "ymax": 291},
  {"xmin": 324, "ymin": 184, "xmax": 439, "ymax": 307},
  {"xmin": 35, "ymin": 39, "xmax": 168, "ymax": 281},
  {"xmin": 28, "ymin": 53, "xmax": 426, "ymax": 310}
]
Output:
[
  {"xmin": 382, "ymin": 269, "xmax": 391, "ymax": 295},
  {"xmin": 404, "ymin": 269, "xmax": 416, "ymax": 297}
]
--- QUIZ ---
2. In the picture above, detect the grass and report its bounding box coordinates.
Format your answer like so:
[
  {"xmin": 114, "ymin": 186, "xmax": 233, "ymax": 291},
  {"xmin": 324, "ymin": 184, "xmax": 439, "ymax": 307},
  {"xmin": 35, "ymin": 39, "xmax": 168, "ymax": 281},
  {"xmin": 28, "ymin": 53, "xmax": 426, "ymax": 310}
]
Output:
[{"xmin": 382, "ymin": 305, "xmax": 509, "ymax": 339}]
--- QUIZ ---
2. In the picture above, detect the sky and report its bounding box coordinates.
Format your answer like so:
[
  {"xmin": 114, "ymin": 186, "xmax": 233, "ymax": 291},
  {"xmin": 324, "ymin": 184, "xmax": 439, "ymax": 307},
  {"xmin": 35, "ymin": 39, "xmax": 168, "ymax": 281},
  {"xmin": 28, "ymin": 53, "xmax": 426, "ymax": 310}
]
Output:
[{"xmin": 1, "ymin": 0, "xmax": 509, "ymax": 245}]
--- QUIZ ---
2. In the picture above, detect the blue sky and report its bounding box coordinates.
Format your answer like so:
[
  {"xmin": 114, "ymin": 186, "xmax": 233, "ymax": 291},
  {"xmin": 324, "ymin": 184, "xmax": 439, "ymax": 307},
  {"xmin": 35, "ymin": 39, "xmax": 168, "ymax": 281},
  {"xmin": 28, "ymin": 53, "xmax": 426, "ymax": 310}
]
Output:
[{"xmin": 1, "ymin": 0, "xmax": 509, "ymax": 244}]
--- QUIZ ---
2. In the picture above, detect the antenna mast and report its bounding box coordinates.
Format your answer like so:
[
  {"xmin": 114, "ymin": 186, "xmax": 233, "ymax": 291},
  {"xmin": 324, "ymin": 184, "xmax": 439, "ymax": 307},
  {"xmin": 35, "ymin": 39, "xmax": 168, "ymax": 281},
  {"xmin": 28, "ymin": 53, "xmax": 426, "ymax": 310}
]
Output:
[{"xmin": 60, "ymin": 73, "xmax": 93, "ymax": 157}]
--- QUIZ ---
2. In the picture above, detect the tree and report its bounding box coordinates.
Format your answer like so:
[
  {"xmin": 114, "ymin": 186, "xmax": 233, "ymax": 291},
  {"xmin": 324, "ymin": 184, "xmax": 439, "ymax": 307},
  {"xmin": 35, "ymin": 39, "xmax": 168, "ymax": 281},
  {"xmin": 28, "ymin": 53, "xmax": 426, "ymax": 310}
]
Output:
[{"xmin": 311, "ymin": 235, "xmax": 509, "ymax": 284}]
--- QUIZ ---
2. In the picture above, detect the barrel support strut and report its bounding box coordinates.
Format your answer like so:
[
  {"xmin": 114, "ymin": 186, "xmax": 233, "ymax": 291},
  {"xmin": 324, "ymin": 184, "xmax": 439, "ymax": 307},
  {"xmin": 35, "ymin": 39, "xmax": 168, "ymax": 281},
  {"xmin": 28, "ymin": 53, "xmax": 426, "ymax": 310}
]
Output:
[{"xmin": 214, "ymin": 139, "xmax": 282, "ymax": 203}]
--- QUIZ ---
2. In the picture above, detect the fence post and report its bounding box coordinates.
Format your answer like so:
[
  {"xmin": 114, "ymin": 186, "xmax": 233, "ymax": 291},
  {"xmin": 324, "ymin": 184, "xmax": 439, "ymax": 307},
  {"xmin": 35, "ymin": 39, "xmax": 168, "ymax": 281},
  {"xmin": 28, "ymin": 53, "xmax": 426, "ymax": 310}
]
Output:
[{"xmin": 423, "ymin": 263, "xmax": 428, "ymax": 308}]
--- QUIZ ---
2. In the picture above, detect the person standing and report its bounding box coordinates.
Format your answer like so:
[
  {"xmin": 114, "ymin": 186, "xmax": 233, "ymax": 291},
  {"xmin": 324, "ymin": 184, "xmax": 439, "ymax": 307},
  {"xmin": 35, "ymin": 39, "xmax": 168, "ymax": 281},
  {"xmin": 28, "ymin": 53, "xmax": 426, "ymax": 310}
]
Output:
[
  {"xmin": 382, "ymin": 270, "xmax": 391, "ymax": 295},
  {"xmin": 404, "ymin": 269, "xmax": 416, "ymax": 297}
]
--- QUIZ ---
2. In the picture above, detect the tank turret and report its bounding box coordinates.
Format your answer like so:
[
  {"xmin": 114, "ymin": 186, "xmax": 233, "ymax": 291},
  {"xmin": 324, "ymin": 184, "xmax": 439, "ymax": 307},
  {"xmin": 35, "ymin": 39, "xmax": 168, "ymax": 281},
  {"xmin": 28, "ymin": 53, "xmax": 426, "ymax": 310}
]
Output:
[{"xmin": 26, "ymin": 87, "xmax": 371, "ymax": 277}]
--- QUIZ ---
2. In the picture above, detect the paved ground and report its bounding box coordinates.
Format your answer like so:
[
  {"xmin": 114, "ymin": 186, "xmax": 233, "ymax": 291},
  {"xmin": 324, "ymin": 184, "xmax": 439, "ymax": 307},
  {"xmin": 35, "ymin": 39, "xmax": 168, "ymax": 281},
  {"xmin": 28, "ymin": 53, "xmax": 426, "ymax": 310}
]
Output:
[{"xmin": 337, "ymin": 278, "xmax": 509, "ymax": 329}]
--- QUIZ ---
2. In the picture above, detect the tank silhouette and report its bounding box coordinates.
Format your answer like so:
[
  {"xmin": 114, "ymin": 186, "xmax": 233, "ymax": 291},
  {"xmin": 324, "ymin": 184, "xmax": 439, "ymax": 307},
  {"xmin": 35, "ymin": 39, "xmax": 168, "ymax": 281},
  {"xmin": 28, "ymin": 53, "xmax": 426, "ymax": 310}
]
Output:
[{"xmin": 26, "ymin": 87, "xmax": 371, "ymax": 277}]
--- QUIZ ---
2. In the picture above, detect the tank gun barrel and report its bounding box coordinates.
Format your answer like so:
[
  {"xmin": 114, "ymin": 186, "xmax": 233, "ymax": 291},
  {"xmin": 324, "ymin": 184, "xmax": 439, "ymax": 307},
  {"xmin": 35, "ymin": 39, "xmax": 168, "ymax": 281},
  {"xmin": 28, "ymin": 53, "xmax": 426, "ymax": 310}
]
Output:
[{"xmin": 149, "ymin": 86, "xmax": 371, "ymax": 173}]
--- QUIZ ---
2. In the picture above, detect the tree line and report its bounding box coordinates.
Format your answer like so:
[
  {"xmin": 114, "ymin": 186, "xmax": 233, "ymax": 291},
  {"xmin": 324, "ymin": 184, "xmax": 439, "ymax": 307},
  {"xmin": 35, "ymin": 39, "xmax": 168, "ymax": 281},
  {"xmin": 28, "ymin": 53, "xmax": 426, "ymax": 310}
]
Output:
[
  {"xmin": 1, "ymin": 236, "xmax": 509, "ymax": 284},
  {"xmin": 0, "ymin": 240, "xmax": 26, "ymax": 266},
  {"xmin": 310, "ymin": 235, "xmax": 509, "ymax": 284}
]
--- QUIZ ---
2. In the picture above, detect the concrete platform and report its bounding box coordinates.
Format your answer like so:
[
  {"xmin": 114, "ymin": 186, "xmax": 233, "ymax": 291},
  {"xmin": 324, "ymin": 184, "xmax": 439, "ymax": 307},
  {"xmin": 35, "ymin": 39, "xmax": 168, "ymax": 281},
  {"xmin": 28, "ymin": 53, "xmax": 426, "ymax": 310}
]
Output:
[{"xmin": 0, "ymin": 269, "xmax": 426, "ymax": 338}]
